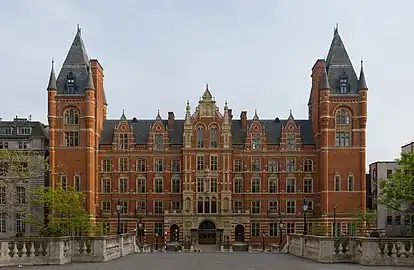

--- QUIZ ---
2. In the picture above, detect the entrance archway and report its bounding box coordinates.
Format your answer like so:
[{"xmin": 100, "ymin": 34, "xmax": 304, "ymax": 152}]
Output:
[
  {"xmin": 170, "ymin": 224, "xmax": 179, "ymax": 242},
  {"xmin": 235, "ymin": 224, "xmax": 245, "ymax": 242},
  {"xmin": 198, "ymin": 220, "xmax": 216, "ymax": 244}
]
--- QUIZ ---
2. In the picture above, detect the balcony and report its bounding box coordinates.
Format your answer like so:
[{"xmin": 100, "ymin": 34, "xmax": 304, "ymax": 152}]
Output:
[
  {"xmin": 135, "ymin": 210, "xmax": 147, "ymax": 217},
  {"xmin": 164, "ymin": 209, "xmax": 183, "ymax": 215}
]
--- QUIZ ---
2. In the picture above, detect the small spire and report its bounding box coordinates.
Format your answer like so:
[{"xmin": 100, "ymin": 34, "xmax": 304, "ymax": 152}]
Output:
[
  {"xmin": 156, "ymin": 109, "xmax": 162, "ymax": 120},
  {"xmin": 85, "ymin": 65, "xmax": 95, "ymax": 90},
  {"xmin": 289, "ymin": 109, "xmax": 294, "ymax": 120},
  {"xmin": 206, "ymin": 83, "xmax": 209, "ymax": 90},
  {"xmin": 319, "ymin": 64, "xmax": 330, "ymax": 90},
  {"xmin": 253, "ymin": 109, "xmax": 259, "ymax": 120},
  {"xmin": 47, "ymin": 58, "xmax": 57, "ymax": 90},
  {"xmin": 77, "ymin": 24, "xmax": 81, "ymax": 35},
  {"xmin": 224, "ymin": 100, "xmax": 228, "ymax": 109},
  {"xmin": 120, "ymin": 109, "xmax": 127, "ymax": 121},
  {"xmin": 359, "ymin": 58, "xmax": 368, "ymax": 90},
  {"xmin": 334, "ymin": 23, "xmax": 339, "ymax": 35}
]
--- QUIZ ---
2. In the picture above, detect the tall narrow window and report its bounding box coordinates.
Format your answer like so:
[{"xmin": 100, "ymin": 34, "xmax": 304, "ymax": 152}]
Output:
[
  {"xmin": 234, "ymin": 159, "xmax": 243, "ymax": 172},
  {"xmin": 339, "ymin": 76, "xmax": 348, "ymax": 93},
  {"xmin": 268, "ymin": 178, "xmax": 278, "ymax": 193},
  {"xmin": 204, "ymin": 198, "xmax": 210, "ymax": 213},
  {"xmin": 210, "ymin": 156, "xmax": 218, "ymax": 171},
  {"xmin": 335, "ymin": 108, "xmax": 351, "ymax": 147},
  {"xmin": 16, "ymin": 213, "xmax": 25, "ymax": 233},
  {"xmin": 197, "ymin": 127, "xmax": 204, "ymax": 148},
  {"xmin": 60, "ymin": 175, "xmax": 67, "ymax": 190},
  {"xmin": 268, "ymin": 159, "xmax": 278, "ymax": 172},
  {"xmin": 66, "ymin": 72, "xmax": 76, "ymax": 93},
  {"xmin": 210, "ymin": 127, "xmax": 218, "ymax": 148},
  {"xmin": 63, "ymin": 108, "xmax": 80, "ymax": 147},
  {"xmin": 154, "ymin": 134, "xmax": 163, "ymax": 151},
  {"xmin": 251, "ymin": 158, "xmax": 260, "ymax": 171},
  {"xmin": 286, "ymin": 158, "xmax": 296, "ymax": 172},
  {"xmin": 171, "ymin": 159, "xmax": 181, "ymax": 173},
  {"xmin": 119, "ymin": 178, "xmax": 128, "ymax": 193},
  {"xmin": 0, "ymin": 213, "xmax": 6, "ymax": 233},
  {"xmin": 172, "ymin": 178, "xmax": 181, "ymax": 193},
  {"xmin": 196, "ymin": 156, "xmax": 204, "ymax": 171},
  {"xmin": 102, "ymin": 160, "xmax": 112, "ymax": 172},
  {"xmin": 286, "ymin": 134, "xmax": 296, "ymax": 150},
  {"xmin": 16, "ymin": 187, "xmax": 26, "ymax": 204},
  {"xmin": 154, "ymin": 158, "xmax": 164, "ymax": 172},
  {"xmin": 136, "ymin": 159, "xmax": 146, "ymax": 172},
  {"xmin": 136, "ymin": 177, "xmax": 146, "ymax": 193},
  {"xmin": 252, "ymin": 134, "xmax": 260, "ymax": 150},
  {"xmin": 286, "ymin": 178, "xmax": 296, "ymax": 193},
  {"xmin": 347, "ymin": 175, "xmax": 354, "ymax": 191},
  {"xmin": 303, "ymin": 159, "xmax": 313, "ymax": 172},
  {"xmin": 154, "ymin": 177, "xmax": 163, "ymax": 193},
  {"xmin": 303, "ymin": 178, "xmax": 313, "ymax": 193},
  {"xmin": 251, "ymin": 178, "xmax": 260, "ymax": 193},
  {"xmin": 119, "ymin": 157, "xmax": 129, "ymax": 171},
  {"xmin": 74, "ymin": 175, "xmax": 81, "ymax": 192},
  {"xmin": 197, "ymin": 197, "xmax": 203, "ymax": 213},
  {"xmin": 334, "ymin": 175, "xmax": 341, "ymax": 191},
  {"xmin": 234, "ymin": 178, "xmax": 243, "ymax": 193},
  {"xmin": 102, "ymin": 178, "xmax": 111, "ymax": 193},
  {"xmin": 211, "ymin": 197, "xmax": 217, "ymax": 213},
  {"xmin": 119, "ymin": 133, "xmax": 128, "ymax": 150},
  {"xmin": 197, "ymin": 178, "xmax": 204, "ymax": 192}
]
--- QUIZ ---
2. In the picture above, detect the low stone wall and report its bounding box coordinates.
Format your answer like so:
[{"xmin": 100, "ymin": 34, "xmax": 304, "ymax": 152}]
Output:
[
  {"xmin": 0, "ymin": 233, "xmax": 137, "ymax": 267},
  {"xmin": 286, "ymin": 234, "xmax": 414, "ymax": 266}
]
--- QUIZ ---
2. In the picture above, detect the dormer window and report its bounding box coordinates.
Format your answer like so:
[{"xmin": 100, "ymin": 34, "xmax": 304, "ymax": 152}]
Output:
[
  {"xmin": 339, "ymin": 76, "xmax": 348, "ymax": 93},
  {"xmin": 0, "ymin": 127, "xmax": 12, "ymax": 135},
  {"xmin": 66, "ymin": 72, "xmax": 75, "ymax": 93},
  {"xmin": 252, "ymin": 134, "xmax": 260, "ymax": 150},
  {"xmin": 18, "ymin": 127, "xmax": 32, "ymax": 135}
]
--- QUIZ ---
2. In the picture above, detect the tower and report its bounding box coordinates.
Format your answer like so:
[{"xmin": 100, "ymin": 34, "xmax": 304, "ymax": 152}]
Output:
[
  {"xmin": 309, "ymin": 26, "xmax": 368, "ymax": 233},
  {"xmin": 46, "ymin": 26, "xmax": 107, "ymax": 214}
]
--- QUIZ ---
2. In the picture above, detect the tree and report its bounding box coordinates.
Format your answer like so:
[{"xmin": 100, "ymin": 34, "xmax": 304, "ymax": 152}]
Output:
[
  {"xmin": 29, "ymin": 185, "xmax": 106, "ymax": 236},
  {"xmin": 356, "ymin": 208, "xmax": 376, "ymax": 236},
  {"xmin": 0, "ymin": 149, "xmax": 48, "ymax": 236},
  {"xmin": 378, "ymin": 152, "xmax": 414, "ymax": 213}
]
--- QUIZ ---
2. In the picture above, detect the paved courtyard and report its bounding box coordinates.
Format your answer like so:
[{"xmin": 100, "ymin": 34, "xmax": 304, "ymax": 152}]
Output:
[{"xmin": 4, "ymin": 253, "xmax": 411, "ymax": 270}]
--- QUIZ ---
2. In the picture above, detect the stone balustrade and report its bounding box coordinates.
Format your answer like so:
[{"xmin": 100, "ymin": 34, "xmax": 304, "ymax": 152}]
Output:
[
  {"xmin": 286, "ymin": 234, "xmax": 414, "ymax": 266},
  {"xmin": 0, "ymin": 233, "xmax": 137, "ymax": 267}
]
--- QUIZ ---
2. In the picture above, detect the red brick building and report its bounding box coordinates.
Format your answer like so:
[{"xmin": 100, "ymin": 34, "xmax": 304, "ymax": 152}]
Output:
[{"xmin": 46, "ymin": 26, "xmax": 367, "ymax": 245}]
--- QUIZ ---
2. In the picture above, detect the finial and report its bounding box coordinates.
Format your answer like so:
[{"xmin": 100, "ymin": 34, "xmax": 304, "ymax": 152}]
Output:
[
  {"xmin": 51, "ymin": 57, "xmax": 54, "ymax": 66},
  {"xmin": 290, "ymin": 109, "xmax": 292, "ymax": 115},
  {"xmin": 360, "ymin": 57, "xmax": 364, "ymax": 67},
  {"xmin": 205, "ymin": 83, "xmax": 209, "ymax": 90},
  {"xmin": 334, "ymin": 23, "xmax": 339, "ymax": 34},
  {"xmin": 122, "ymin": 109, "xmax": 125, "ymax": 114},
  {"xmin": 77, "ymin": 24, "xmax": 81, "ymax": 35}
]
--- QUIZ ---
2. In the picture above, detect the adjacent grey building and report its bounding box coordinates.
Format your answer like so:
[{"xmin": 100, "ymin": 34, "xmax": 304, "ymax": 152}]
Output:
[
  {"xmin": 0, "ymin": 116, "xmax": 48, "ymax": 236},
  {"xmin": 368, "ymin": 142, "xmax": 414, "ymax": 237}
]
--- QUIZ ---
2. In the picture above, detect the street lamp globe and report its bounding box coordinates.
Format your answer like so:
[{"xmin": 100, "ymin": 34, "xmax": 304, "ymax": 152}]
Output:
[
  {"xmin": 279, "ymin": 223, "xmax": 284, "ymax": 228},
  {"xmin": 115, "ymin": 200, "xmax": 122, "ymax": 212},
  {"xmin": 302, "ymin": 203, "xmax": 308, "ymax": 212},
  {"xmin": 138, "ymin": 222, "xmax": 143, "ymax": 228}
]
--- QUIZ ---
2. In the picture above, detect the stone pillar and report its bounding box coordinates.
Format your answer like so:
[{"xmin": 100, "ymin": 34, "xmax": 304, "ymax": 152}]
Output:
[
  {"xmin": 48, "ymin": 239, "xmax": 65, "ymax": 265},
  {"xmin": 119, "ymin": 235, "xmax": 124, "ymax": 257}
]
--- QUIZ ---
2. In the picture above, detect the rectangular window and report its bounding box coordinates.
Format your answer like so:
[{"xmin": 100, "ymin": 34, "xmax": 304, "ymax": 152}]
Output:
[
  {"xmin": 252, "ymin": 134, "xmax": 260, "ymax": 150},
  {"xmin": 287, "ymin": 223, "xmax": 295, "ymax": 234},
  {"xmin": 120, "ymin": 200, "xmax": 128, "ymax": 213},
  {"xmin": 0, "ymin": 213, "xmax": 6, "ymax": 233},
  {"xmin": 154, "ymin": 134, "xmax": 163, "ymax": 151},
  {"xmin": 251, "ymin": 158, "xmax": 260, "ymax": 171},
  {"xmin": 335, "ymin": 132, "xmax": 351, "ymax": 147},
  {"xmin": 74, "ymin": 175, "xmax": 81, "ymax": 191},
  {"xmin": 197, "ymin": 178, "xmax": 204, "ymax": 192},
  {"xmin": 251, "ymin": 222, "xmax": 260, "ymax": 236},
  {"xmin": 155, "ymin": 222, "xmax": 164, "ymax": 236},
  {"xmin": 268, "ymin": 201, "xmax": 278, "ymax": 212},
  {"xmin": 347, "ymin": 175, "xmax": 354, "ymax": 191},
  {"xmin": 251, "ymin": 178, "xmax": 260, "ymax": 193},
  {"xmin": 136, "ymin": 159, "xmax": 146, "ymax": 172},
  {"xmin": 286, "ymin": 134, "xmax": 296, "ymax": 150},
  {"xmin": 303, "ymin": 178, "xmax": 313, "ymax": 193},
  {"xmin": 210, "ymin": 156, "xmax": 218, "ymax": 171},
  {"xmin": 196, "ymin": 156, "xmax": 204, "ymax": 171},
  {"xmin": 119, "ymin": 133, "xmax": 128, "ymax": 150},
  {"xmin": 172, "ymin": 178, "xmax": 181, "ymax": 193},
  {"xmin": 347, "ymin": 223, "xmax": 357, "ymax": 236},
  {"xmin": 16, "ymin": 213, "xmax": 25, "ymax": 233},
  {"xmin": 233, "ymin": 201, "xmax": 243, "ymax": 211},
  {"xmin": 136, "ymin": 178, "xmax": 146, "ymax": 193},
  {"xmin": 64, "ymin": 131, "xmax": 79, "ymax": 147},
  {"xmin": 286, "ymin": 201, "xmax": 296, "ymax": 214},
  {"xmin": 171, "ymin": 159, "xmax": 181, "ymax": 173},
  {"xmin": 269, "ymin": 223, "xmax": 278, "ymax": 236},
  {"xmin": 386, "ymin": 169, "xmax": 393, "ymax": 179},
  {"xmin": 136, "ymin": 200, "xmax": 146, "ymax": 213},
  {"xmin": 286, "ymin": 178, "xmax": 296, "ymax": 193},
  {"xmin": 101, "ymin": 201, "xmax": 111, "ymax": 213},
  {"xmin": 268, "ymin": 178, "xmax": 278, "ymax": 193},
  {"xmin": 102, "ymin": 160, "xmax": 111, "ymax": 172},
  {"xmin": 119, "ymin": 157, "xmax": 129, "ymax": 172},
  {"xmin": 251, "ymin": 201, "xmax": 261, "ymax": 214},
  {"xmin": 60, "ymin": 175, "xmax": 67, "ymax": 190},
  {"xmin": 18, "ymin": 127, "xmax": 32, "ymax": 135},
  {"xmin": 268, "ymin": 160, "xmax": 278, "ymax": 172},
  {"xmin": 234, "ymin": 178, "xmax": 243, "ymax": 193},
  {"xmin": 18, "ymin": 141, "xmax": 29, "ymax": 149},
  {"xmin": 334, "ymin": 175, "xmax": 340, "ymax": 191},
  {"xmin": 0, "ymin": 141, "xmax": 8, "ymax": 149},
  {"xmin": 234, "ymin": 160, "xmax": 243, "ymax": 172},
  {"xmin": 0, "ymin": 127, "xmax": 12, "ymax": 135},
  {"xmin": 172, "ymin": 200, "xmax": 181, "ymax": 210},
  {"xmin": 102, "ymin": 178, "xmax": 111, "ymax": 193},
  {"xmin": 154, "ymin": 178, "xmax": 163, "ymax": 193},
  {"xmin": 154, "ymin": 158, "xmax": 164, "ymax": 172},
  {"xmin": 154, "ymin": 201, "xmax": 164, "ymax": 214},
  {"xmin": 395, "ymin": 215, "xmax": 401, "ymax": 225},
  {"xmin": 119, "ymin": 178, "xmax": 128, "ymax": 193},
  {"xmin": 0, "ymin": 187, "xmax": 5, "ymax": 204},
  {"xmin": 210, "ymin": 178, "xmax": 218, "ymax": 192},
  {"xmin": 286, "ymin": 158, "xmax": 295, "ymax": 172},
  {"xmin": 16, "ymin": 187, "xmax": 26, "ymax": 204},
  {"xmin": 386, "ymin": 216, "xmax": 392, "ymax": 225}
]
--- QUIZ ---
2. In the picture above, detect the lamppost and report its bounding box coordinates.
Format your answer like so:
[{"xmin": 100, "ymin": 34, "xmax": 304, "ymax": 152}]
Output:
[
  {"xmin": 333, "ymin": 204, "xmax": 337, "ymax": 237},
  {"xmin": 279, "ymin": 223, "xmax": 284, "ymax": 244},
  {"xmin": 143, "ymin": 229, "xmax": 147, "ymax": 244},
  {"xmin": 155, "ymin": 233, "xmax": 159, "ymax": 251},
  {"xmin": 261, "ymin": 231, "xmax": 266, "ymax": 251},
  {"xmin": 138, "ymin": 221, "xmax": 143, "ymax": 243},
  {"xmin": 303, "ymin": 201, "xmax": 309, "ymax": 235},
  {"xmin": 115, "ymin": 200, "xmax": 121, "ymax": 235}
]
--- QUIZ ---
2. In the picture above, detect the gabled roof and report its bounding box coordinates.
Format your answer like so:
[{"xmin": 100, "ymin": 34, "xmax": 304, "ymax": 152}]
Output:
[{"xmin": 99, "ymin": 118, "xmax": 315, "ymax": 146}]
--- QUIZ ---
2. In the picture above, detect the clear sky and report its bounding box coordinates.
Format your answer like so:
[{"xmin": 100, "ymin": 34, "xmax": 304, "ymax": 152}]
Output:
[{"xmin": 0, "ymin": 1, "xmax": 412, "ymax": 165}]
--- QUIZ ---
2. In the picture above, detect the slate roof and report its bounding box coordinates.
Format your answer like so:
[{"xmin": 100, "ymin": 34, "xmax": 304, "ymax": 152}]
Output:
[
  {"xmin": 0, "ymin": 119, "xmax": 48, "ymax": 140},
  {"xmin": 99, "ymin": 118, "xmax": 315, "ymax": 146}
]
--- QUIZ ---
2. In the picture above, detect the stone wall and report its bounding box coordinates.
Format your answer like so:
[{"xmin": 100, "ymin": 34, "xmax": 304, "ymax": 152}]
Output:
[
  {"xmin": 0, "ymin": 233, "xmax": 138, "ymax": 267},
  {"xmin": 286, "ymin": 234, "xmax": 414, "ymax": 266}
]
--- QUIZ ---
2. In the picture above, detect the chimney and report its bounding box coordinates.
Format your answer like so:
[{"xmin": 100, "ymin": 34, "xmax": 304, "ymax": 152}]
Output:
[
  {"xmin": 240, "ymin": 111, "xmax": 247, "ymax": 129},
  {"xmin": 168, "ymin": 112, "xmax": 175, "ymax": 129},
  {"xmin": 228, "ymin": 109, "xmax": 233, "ymax": 119}
]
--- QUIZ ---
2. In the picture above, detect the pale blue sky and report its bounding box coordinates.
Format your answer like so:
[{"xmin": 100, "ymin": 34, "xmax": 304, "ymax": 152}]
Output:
[{"xmin": 0, "ymin": 1, "xmax": 412, "ymax": 165}]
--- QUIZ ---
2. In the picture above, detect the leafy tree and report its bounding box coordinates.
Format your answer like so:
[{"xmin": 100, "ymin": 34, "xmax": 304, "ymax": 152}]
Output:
[
  {"xmin": 0, "ymin": 149, "xmax": 48, "ymax": 236},
  {"xmin": 309, "ymin": 223, "xmax": 328, "ymax": 236},
  {"xmin": 29, "ymin": 186, "xmax": 106, "ymax": 236},
  {"xmin": 356, "ymin": 208, "xmax": 377, "ymax": 236},
  {"xmin": 378, "ymin": 152, "xmax": 414, "ymax": 213}
]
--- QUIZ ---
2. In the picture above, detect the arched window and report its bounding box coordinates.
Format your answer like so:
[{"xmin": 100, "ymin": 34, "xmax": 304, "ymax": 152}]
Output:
[
  {"xmin": 204, "ymin": 197, "xmax": 210, "ymax": 213},
  {"xmin": 335, "ymin": 108, "xmax": 352, "ymax": 147},
  {"xmin": 197, "ymin": 197, "xmax": 203, "ymax": 213},
  {"xmin": 63, "ymin": 108, "xmax": 80, "ymax": 147},
  {"xmin": 211, "ymin": 197, "xmax": 217, "ymax": 213},
  {"xmin": 196, "ymin": 127, "xmax": 204, "ymax": 148},
  {"xmin": 210, "ymin": 127, "xmax": 218, "ymax": 148},
  {"xmin": 64, "ymin": 108, "xmax": 79, "ymax": 125},
  {"xmin": 303, "ymin": 159, "xmax": 313, "ymax": 172}
]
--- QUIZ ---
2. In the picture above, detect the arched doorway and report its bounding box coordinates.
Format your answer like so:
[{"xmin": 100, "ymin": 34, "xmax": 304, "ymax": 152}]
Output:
[
  {"xmin": 235, "ymin": 224, "xmax": 245, "ymax": 242},
  {"xmin": 170, "ymin": 224, "xmax": 179, "ymax": 242},
  {"xmin": 198, "ymin": 220, "xmax": 216, "ymax": 244}
]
